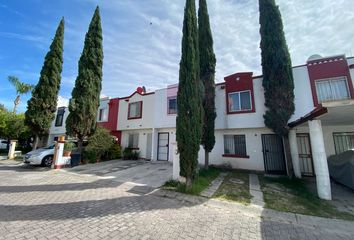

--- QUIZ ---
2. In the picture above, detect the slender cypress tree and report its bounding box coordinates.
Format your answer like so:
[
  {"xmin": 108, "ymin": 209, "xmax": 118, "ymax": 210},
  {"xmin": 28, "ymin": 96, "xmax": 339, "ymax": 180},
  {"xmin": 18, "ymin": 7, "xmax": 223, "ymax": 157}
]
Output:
[
  {"xmin": 25, "ymin": 18, "xmax": 64, "ymax": 150},
  {"xmin": 259, "ymin": 0, "xmax": 295, "ymax": 174},
  {"xmin": 177, "ymin": 0, "xmax": 202, "ymax": 189},
  {"xmin": 66, "ymin": 6, "xmax": 103, "ymax": 155},
  {"xmin": 199, "ymin": 0, "xmax": 216, "ymax": 170}
]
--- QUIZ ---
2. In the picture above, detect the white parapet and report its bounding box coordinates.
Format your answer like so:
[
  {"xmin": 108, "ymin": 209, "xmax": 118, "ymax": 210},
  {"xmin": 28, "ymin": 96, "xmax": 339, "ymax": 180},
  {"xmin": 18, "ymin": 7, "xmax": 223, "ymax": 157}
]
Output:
[
  {"xmin": 289, "ymin": 130, "xmax": 301, "ymax": 178},
  {"xmin": 308, "ymin": 120, "xmax": 332, "ymax": 200}
]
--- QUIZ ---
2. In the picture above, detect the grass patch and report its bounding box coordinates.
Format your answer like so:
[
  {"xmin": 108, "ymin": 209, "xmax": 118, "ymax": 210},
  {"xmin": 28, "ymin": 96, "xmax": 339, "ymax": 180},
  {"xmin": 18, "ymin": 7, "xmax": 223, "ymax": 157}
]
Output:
[
  {"xmin": 259, "ymin": 176, "xmax": 354, "ymax": 221},
  {"xmin": 163, "ymin": 167, "xmax": 220, "ymax": 195},
  {"xmin": 214, "ymin": 171, "xmax": 251, "ymax": 205}
]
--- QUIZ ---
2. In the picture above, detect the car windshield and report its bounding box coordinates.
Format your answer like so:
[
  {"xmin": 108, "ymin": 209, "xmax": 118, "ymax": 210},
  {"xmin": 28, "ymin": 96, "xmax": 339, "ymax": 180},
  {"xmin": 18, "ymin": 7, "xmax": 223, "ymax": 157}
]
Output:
[{"xmin": 44, "ymin": 145, "xmax": 55, "ymax": 149}]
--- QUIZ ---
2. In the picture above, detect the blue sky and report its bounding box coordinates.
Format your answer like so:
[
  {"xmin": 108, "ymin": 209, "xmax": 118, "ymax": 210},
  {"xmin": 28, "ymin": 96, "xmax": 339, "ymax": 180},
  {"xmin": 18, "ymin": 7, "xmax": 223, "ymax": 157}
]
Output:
[{"xmin": 1, "ymin": 0, "xmax": 354, "ymax": 112}]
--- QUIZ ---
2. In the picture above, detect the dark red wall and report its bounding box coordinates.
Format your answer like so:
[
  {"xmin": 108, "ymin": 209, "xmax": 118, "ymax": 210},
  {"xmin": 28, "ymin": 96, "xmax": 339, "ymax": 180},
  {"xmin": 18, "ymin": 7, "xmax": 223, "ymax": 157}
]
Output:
[
  {"xmin": 98, "ymin": 98, "xmax": 121, "ymax": 144},
  {"xmin": 307, "ymin": 56, "xmax": 354, "ymax": 107},
  {"xmin": 224, "ymin": 72, "xmax": 255, "ymax": 114}
]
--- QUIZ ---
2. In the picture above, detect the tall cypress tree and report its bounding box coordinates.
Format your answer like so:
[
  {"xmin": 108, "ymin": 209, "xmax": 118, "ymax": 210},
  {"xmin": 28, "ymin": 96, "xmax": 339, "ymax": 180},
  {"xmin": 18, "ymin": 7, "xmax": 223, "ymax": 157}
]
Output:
[
  {"xmin": 259, "ymin": 0, "xmax": 295, "ymax": 174},
  {"xmin": 66, "ymin": 6, "xmax": 103, "ymax": 155},
  {"xmin": 25, "ymin": 18, "xmax": 64, "ymax": 150},
  {"xmin": 199, "ymin": 0, "xmax": 216, "ymax": 170},
  {"xmin": 177, "ymin": 0, "xmax": 202, "ymax": 189}
]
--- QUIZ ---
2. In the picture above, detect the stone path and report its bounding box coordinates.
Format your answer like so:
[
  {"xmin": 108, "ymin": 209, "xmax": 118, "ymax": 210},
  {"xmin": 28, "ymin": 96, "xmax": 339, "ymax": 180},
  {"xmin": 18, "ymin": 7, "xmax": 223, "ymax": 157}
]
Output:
[
  {"xmin": 200, "ymin": 172, "xmax": 227, "ymax": 198},
  {"xmin": 0, "ymin": 161, "xmax": 353, "ymax": 240},
  {"xmin": 249, "ymin": 174, "xmax": 265, "ymax": 207}
]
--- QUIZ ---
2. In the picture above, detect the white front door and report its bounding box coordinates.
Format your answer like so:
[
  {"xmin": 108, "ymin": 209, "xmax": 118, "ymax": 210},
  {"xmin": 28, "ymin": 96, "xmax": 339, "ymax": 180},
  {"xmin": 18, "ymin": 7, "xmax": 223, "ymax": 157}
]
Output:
[{"xmin": 157, "ymin": 133, "xmax": 169, "ymax": 161}]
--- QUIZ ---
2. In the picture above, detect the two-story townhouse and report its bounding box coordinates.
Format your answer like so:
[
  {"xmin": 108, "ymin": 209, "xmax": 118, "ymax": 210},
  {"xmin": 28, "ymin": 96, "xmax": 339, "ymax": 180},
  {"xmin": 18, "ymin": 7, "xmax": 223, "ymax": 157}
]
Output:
[
  {"xmin": 121, "ymin": 54, "xmax": 354, "ymax": 199},
  {"xmin": 117, "ymin": 90, "xmax": 155, "ymax": 159},
  {"xmin": 48, "ymin": 97, "xmax": 122, "ymax": 145}
]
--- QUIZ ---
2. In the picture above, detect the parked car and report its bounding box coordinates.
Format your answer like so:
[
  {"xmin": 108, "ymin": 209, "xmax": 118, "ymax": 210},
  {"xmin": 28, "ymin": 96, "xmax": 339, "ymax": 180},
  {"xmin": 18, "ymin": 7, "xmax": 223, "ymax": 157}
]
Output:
[
  {"xmin": 0, "ymin": 139, "xmax": 7, "ymax": 150},
  {"xmin": 328, "ymin": 150, "xmax": 354, "ymax": 190},
  {"xmin": 23, "ymin": 145, "xmax": 55, "ymax": 167}
]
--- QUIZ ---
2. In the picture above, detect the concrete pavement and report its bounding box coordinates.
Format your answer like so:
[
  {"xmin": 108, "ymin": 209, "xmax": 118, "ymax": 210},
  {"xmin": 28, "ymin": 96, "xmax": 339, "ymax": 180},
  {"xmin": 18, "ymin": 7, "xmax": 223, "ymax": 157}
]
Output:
[{"xmin": 0, "ymin": 160, "xmax": 353, "ymax": 240}]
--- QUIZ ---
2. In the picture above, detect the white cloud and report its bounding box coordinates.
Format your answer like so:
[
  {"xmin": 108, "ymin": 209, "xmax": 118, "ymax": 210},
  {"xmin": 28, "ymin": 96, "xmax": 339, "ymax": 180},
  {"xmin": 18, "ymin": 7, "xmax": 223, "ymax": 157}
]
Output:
[
  {"xmin": 57, "ymin": 95, "xmax": 69, "ymax": 108},
  {"xmin": 56, "ymin": 0, "xmax": 354, "ymax": 98}
]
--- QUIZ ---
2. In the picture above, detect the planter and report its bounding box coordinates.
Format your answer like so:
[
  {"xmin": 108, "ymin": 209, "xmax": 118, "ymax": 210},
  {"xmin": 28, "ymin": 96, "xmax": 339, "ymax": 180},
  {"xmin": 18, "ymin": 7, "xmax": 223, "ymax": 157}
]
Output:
[{"xmin": 63, "ymin": 151, "xmax": 71, "ymax": 157}]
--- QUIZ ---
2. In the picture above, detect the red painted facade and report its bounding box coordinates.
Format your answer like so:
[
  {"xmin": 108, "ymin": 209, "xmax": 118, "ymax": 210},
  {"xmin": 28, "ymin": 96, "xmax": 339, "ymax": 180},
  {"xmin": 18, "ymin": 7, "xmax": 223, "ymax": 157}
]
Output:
[
  {"xmin": 307, "ymin": 55, "xmax": 354, "ymax": 107},
  {"xmin": 97, "ymin": 98, "xmax": 122, "ymax": 144},
  {"xmin": 224, "ymin": 72, "xmax": 256, "ymax": 114}
]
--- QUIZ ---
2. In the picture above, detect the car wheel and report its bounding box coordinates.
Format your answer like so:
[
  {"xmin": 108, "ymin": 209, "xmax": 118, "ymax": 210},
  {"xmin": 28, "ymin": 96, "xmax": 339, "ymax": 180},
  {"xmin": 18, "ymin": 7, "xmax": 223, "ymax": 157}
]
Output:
[{"xmin": 41, "ymin": 155, "xmax": 53, "ymax": 167}]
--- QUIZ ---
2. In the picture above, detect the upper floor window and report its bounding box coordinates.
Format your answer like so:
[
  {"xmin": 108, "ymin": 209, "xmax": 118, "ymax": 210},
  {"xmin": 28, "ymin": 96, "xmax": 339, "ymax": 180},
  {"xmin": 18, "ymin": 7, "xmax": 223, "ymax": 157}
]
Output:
[
  {"xmin": 316, "ymin": 77, "xmax": 350, "ymax": 103},
  {"xmin": 228, "ymin": 91, "xmax": 252, "ymax": 112},
  {"xmin": 128, "ymin": 101, "xmax": 142, "ymax": 119},
  {"xmin": 98, "ymin": 108, "xmax": 108, "ymax": 122},
  {"xmin": 168, "ymin": 97, "xmax": 177, "ymax": 114},
  {"xmin": 55, "ymin": 108, "xmax": 65, "ymax": 127},
  {"xmin": 223, "ymin": 135, "xmax": 247, "ymax": 157}
]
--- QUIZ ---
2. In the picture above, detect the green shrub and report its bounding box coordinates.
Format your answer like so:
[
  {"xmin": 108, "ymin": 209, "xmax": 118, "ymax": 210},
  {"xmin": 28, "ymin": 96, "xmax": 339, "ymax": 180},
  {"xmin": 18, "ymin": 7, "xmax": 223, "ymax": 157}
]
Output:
[
  {"xmin": 83, "ymin": 148, "xmax": 98, "ymax": 163},
  {"xmin": 108, "ymin": 144, "xmax": 121, "ymax": 160},
  {"xmin": 64, "ymin": 141, "xmax": 75, "ymax": 151},
  {"xmin": 123, "ymin": 148, "xmax": 140, "ymax": 160},
  {"xmin": 83, "ymin": 126, "xmax": 114, "ymax": 163}
]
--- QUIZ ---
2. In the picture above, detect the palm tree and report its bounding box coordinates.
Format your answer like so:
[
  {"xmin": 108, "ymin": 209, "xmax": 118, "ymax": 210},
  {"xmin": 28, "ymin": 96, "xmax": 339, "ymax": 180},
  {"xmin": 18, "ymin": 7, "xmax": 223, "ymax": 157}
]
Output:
[{"xmin": 8, "ymin": 76, "xmax": 34, "ymax": 113}]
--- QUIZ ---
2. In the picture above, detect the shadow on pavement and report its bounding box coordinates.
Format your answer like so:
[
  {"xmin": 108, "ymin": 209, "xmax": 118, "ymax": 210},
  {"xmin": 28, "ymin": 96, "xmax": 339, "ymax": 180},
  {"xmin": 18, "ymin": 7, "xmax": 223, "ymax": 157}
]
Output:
[
  {"xmin": 0, "ymin": 178, "xmax": 124, "ymax": 193},
  {"xmin": 0, "ymin": 191, "xmax": 207, "ymax": 222}
]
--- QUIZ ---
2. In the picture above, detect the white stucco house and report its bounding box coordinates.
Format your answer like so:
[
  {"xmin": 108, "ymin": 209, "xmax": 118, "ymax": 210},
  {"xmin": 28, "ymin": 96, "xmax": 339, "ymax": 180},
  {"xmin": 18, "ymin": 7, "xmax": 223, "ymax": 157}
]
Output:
[{"xmin": 117, "ymin": 54, "xmax": 354, "ymax": 200}]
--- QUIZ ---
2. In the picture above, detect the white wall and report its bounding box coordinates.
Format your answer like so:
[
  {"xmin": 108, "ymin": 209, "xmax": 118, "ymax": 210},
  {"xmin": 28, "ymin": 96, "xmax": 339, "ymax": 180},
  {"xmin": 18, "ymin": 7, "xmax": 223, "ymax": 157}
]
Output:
[
  {"xmin": 121, "ymin": 129, "xmax": 153, "ymax": 159},
  {"xmin": 289, "ymin": 66, "xmax": 316, "ymax": 122},
  {"xmin": 154, "ymin": 90, "xmax": 177, "ymax": 129},
  {"xmin": 97, "ymin": 98, "xmax": 109, "ymax": 122},
  {"xmin": 118, "ymin": 93, "xmax": 155, "ymax": 131}
]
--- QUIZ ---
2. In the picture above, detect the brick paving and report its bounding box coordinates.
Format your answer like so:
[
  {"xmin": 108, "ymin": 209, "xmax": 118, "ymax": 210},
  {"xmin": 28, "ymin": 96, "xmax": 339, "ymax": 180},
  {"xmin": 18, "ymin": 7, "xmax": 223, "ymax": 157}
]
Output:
[{"xmin": 0, "ymin": 161, "xmax": 354, "ymax": 240}]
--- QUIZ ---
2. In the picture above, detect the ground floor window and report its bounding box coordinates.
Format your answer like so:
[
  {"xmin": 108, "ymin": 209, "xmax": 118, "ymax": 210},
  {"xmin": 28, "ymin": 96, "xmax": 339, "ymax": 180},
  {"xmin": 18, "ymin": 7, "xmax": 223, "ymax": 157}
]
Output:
[
  {"xmin": 223, "ymin": 135, "xmax": 247, "ymax": 157},
  {"xmin": 333, "ymin": 132, "xmax": 354, "ymax": 154},
  {"xmin": 128, "ymin": 133, "xmax": 139, "ymax": 148}
]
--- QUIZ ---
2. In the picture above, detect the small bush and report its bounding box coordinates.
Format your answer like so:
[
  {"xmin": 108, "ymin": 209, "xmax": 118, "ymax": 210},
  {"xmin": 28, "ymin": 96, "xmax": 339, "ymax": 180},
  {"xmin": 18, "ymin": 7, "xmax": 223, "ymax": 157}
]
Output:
[
  {"xmin": 64, "ymin": 141, "xmax": 75, "ymax": 151},
  {"xmin": 123, "ymin": 148, "xmax": 140, "ymax": 160},
  {"xmin": 82, "ymin": 126, "xmax": 114, "ymax": 163},
  {"xmin": 83, "ymin": 148, "xmax": 98, "ymax": 163},
  {"xmin": 108, "ymin": 144, "xmax": 121, "ymax": 160}
]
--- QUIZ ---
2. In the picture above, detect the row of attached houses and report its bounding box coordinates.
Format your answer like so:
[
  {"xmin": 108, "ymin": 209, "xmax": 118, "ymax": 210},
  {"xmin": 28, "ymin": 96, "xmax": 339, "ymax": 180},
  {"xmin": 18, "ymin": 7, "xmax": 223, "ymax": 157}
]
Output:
[{"xmin": 49, "ymin": 54, "xmax": 354, "ymax": 199}]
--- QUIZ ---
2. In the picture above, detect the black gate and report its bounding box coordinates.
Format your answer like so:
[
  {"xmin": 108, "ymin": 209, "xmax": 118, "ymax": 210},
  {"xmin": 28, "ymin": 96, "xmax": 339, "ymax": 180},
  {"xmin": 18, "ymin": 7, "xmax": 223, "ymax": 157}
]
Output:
[
  {"xmin": 157, "ymin": 132, "xmax": 169, "ymax": 161},
  {"xmin": 297, "ymin": 133, "xmax": 314, "ymax": 176},
  {"xmin": 262, "ymin": 134, "xmax": 286, "ymax": 174}
]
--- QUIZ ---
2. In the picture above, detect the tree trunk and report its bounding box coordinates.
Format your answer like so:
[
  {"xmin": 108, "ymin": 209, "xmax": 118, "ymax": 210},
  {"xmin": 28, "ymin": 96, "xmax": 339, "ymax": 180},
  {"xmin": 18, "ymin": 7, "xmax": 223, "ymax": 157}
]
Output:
[
  {"xmin": 283, "ymin": 136, "xmax": 294, "ymax": 178},
  {"xmin": 13, "ymin": 95, "xmax": 20, "ymax": 113},
  {"xmin": 204, "ymin": 149, "xmax": 209, "ymax": 170},
  {"xmin": 185, "ymin": 176, "xmax": 193, "ymax": 191},
  {"xmin": 32, "ymin": 135, "xmax": 39, "ymax": 150},
  {"xmin": 78, "ymin": 138, "xmax": 84, "ymax": 163}
]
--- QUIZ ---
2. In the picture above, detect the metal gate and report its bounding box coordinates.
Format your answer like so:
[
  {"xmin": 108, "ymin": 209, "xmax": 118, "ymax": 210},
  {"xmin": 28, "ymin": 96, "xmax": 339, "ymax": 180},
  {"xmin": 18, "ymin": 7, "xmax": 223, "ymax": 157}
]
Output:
[
  {"xmin": 157, "ymin": 133, "xmax": 169, "ymax": 161},
  {"xmin": 261, "ymin": 134, "xmax": 286, "ymax": 174},
  {"xmin": 297, "ymin": 133, "xmax": 314, "ymax": 176}
]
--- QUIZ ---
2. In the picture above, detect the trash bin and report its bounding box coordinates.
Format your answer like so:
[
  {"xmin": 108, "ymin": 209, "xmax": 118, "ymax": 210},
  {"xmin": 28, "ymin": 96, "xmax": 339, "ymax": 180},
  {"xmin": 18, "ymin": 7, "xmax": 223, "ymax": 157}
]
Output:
[{"xmin": 70, "ymin": 153, "xmax": 81, "ymax": 167}]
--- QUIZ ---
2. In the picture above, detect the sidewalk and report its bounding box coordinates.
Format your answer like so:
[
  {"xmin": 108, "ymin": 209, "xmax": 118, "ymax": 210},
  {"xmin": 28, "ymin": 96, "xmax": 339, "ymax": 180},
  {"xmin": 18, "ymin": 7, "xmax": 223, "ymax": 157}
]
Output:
[{"xmin": 151, "ymin": 188, "xmax": 354, "ymax": 235}]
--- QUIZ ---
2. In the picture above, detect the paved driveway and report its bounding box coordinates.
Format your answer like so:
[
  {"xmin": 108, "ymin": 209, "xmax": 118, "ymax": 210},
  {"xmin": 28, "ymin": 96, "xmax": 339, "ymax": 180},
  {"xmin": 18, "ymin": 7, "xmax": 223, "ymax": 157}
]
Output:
[{"xmin": 0, "ymin": 160, "xmax": 353, "ymax": 240}]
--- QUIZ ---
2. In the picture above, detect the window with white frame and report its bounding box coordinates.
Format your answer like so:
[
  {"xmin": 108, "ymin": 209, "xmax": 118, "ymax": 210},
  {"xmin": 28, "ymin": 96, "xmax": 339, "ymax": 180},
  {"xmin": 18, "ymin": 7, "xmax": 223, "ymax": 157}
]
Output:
[
  {"xmin": 55, "ymin": 107, "xmax": 65, "ymax": 127},
  {"xmin": 315, "ymin": 77, "xmax": 350, "ymax": 103},
  {"xmin": 128, "ymin": 101, "xmax": 142, "ymax": 119},
  {"xmin": 98, "ymin": 108, "xmax": 108, "ymax": 122},
  {"xmin": 223, "ymin": 135, "xmax": 247, "ymax": 156},
  {"xmin": 228, "ymin": 91, "xmax": 252, "ymax": 112},
  {"xmin": 168, "ymin": 97, "xmax": 177, "ymax": 114},
  {"xmin": 128, "ymin": 133, "xmax": 139, "ymax": 148},
  {"xmin": 333, "ymin": 132, "xmax": 354, "ymax": 154}
]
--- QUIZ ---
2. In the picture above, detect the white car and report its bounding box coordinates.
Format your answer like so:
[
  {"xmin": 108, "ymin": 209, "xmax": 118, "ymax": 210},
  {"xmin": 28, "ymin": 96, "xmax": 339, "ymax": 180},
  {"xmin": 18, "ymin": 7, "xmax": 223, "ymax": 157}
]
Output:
[
  {"xmin": 23, "ymin": 145, "xmax": 55, "ymax": 167},
  {"xmin": 0, "ymin": 139, "xmax": 7, "ymax": 150}
]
